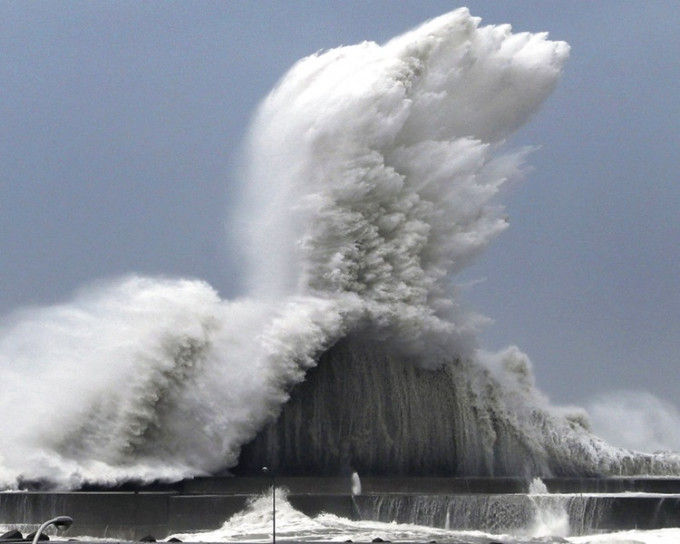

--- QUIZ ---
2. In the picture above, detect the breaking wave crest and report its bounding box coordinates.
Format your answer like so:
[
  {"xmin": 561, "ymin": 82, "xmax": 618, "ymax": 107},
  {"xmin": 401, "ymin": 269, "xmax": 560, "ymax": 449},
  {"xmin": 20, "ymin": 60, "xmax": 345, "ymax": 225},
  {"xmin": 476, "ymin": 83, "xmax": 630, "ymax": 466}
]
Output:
[
  {"xmin": 1, "ymin": 8, "xmax": 678, "ymax": 489},
  {"xmin": 237, "ymin": 9, "xmax": 569, "ymax": 362},
  {"xmin": 0, "ymin": 277, "xmax": 361, "ymax": 487}
]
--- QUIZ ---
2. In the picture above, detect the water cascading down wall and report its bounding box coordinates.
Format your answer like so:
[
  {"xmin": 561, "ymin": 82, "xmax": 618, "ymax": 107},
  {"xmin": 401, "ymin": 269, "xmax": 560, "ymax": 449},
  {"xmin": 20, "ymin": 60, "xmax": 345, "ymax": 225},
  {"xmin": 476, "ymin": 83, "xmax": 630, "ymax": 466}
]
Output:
[
  {"xmin": 4, "ymin": 9, "xmax": 680, "ymax": 538},
  {"xmin": 2, "ymin": 7, "xmax": 680, "ymax": 494},
  {"xmin": 237, "ymin": 330, "xmax": 680, "ymax": 478},
  {"xmin": 236, "ymin": 336, "xmax": 589, "ymax": 477}
]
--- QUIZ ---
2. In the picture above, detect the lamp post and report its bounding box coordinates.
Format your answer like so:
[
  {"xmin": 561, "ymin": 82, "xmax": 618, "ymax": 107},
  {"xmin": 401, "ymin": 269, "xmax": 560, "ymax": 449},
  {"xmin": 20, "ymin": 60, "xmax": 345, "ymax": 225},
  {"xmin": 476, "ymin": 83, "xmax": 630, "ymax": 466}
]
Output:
[
  {"xmin": 262, "ymin": 466, "xmax": 275, "ymax": 544},
  {"xmin": 32, "ymin": 516, "xmax": 73, "ymax": 544}
]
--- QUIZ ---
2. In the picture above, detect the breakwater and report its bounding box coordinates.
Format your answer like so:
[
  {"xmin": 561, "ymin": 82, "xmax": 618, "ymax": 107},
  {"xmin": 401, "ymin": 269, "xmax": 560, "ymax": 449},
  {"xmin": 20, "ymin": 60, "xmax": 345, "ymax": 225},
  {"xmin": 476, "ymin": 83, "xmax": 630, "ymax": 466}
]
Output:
[{"xmin": 2, "ymin": 477, "xmax": 680, "ymax": 540}]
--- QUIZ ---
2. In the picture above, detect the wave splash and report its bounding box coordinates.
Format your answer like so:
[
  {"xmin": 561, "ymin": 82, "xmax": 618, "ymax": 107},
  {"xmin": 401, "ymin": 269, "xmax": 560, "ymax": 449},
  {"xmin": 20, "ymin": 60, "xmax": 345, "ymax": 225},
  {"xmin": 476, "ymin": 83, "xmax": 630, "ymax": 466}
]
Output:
[
  {"xmin": 237, "ymin": 8, "xmax": 568, "ymax": 362},
  {"xmin": 1, "ymin": 9, "xmax": 678, "ymax": 489}
]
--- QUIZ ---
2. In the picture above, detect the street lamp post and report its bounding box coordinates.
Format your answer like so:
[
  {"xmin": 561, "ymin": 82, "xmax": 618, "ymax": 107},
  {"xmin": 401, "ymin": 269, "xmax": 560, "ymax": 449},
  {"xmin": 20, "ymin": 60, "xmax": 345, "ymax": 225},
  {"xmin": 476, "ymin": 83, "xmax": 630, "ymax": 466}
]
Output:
[
  {"xmin": 31, "ymin": 516, "xmax": 73, "ymax": 544},
  {"xmin": 262, "ymin": 467, "xmax": 275, "ymax": 544}
]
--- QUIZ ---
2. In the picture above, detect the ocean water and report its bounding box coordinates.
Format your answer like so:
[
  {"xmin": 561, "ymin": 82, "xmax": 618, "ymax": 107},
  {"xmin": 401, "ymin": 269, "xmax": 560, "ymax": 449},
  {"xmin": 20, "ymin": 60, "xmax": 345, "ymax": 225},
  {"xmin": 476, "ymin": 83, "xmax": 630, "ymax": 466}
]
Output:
[{"xmin": 0, "ymin": 7, "xmax": 678, "ymax": 494}]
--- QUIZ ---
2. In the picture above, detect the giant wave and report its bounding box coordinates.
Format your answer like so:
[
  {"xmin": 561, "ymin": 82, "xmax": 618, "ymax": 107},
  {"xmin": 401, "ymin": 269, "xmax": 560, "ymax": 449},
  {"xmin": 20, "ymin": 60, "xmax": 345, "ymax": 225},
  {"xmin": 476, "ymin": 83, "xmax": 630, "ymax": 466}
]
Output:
[{"xmin": 1, "ymin": 8, "xmax": 678, "ymax": 489}]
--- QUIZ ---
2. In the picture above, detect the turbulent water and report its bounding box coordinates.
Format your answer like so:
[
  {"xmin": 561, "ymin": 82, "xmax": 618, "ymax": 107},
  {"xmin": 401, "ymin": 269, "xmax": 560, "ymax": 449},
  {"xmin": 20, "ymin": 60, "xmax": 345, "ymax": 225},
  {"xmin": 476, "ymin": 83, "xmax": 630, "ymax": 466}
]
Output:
[
  {"xmin": 1, "ymin": 9, "xmax": 679, "ymax": 489},
  {"xmin": 3, "ymin": 487, "xmax": 680, "ymax": 544},
  {"xmin": 167, "ymin": 488, "xmax": 680, "ymax": 544}
]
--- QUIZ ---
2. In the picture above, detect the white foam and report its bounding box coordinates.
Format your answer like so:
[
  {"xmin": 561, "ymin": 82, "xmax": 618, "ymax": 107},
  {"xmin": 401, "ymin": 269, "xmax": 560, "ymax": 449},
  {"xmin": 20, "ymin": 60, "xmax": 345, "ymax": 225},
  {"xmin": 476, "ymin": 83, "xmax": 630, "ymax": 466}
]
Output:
[{"xmin": 1, "ymin": 9, "xmax": 676, "ymax": 489}]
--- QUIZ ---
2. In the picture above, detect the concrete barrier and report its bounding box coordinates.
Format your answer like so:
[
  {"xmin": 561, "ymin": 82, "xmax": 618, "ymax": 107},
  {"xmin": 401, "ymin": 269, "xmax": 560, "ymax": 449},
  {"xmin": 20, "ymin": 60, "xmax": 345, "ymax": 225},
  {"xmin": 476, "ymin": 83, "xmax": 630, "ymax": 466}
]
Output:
[
  {"xmin": 3, "ymin": 478, "xmax": 680, "ymax": 539},
  {"xmin": 0, "ymin": 492, "xmax": 172, "ymax": 540},
  {"xmin": 0, "ymin": 491, "xmax": 355, "ymax": 539}
]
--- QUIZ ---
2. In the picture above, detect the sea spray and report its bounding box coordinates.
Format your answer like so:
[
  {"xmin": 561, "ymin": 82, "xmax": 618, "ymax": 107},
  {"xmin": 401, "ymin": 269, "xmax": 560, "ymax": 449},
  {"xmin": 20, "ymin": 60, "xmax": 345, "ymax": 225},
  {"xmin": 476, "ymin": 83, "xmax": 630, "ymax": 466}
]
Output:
[
  {"xmin": 527, "ymin": 478, "xmax": 569, "ymax": 538},
  {"xmin": 0, "ymin": 277, "xmax": 363, "ymax": 487},
  {"xmin": 169, "ymin": 490, "xmax": 680, "ymax": 542},
  {"xmin": 170, "ymin": 488, "xmax": 474, "ymax": 543},
  {"xmin": 351, "ymin": 472, "xmax": 362, "ymax": 496},
  {"xmin": 586, "ymin": 391, "xmax": 680, "ymax": 453},
  {"xmin": 237, "ymin": 9, "xmax": 569, "ymax": 364},
  {"xmin": 1, "ymin": 9, "xmax": 680, "ymax": 489},
  {"xmin": 237, "ymin": 335, "xmax": 680, "ymax": 476}
]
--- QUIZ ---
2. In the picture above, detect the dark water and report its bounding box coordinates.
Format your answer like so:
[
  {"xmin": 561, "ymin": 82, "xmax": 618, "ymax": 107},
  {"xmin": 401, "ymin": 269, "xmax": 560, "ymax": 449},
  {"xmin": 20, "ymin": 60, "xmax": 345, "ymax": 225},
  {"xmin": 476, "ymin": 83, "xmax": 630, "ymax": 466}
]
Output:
[{"xmin": 236, "ymin": 336, "xmax": 678, "ymax": 479}]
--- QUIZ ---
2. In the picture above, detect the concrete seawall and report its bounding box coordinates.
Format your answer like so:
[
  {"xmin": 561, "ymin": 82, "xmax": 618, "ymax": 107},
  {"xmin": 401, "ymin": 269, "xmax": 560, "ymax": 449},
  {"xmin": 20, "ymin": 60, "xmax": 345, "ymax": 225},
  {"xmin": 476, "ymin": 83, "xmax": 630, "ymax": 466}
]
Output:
[
  {"xmin": 2, "ymin": 478, "xmax": 680, "ymax": 540},
  {"xmin": 0, "ymin": 492, "xmax": 353, "ymax": 539}
]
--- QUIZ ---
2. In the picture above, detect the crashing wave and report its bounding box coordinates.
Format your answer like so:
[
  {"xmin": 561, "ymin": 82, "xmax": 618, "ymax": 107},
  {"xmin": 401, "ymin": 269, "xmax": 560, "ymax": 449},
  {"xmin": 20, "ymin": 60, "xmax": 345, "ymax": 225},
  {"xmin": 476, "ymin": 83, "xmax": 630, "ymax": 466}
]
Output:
[{"xmin": 1, "ymin": 9, "xmax": 678, "ymax": 489}]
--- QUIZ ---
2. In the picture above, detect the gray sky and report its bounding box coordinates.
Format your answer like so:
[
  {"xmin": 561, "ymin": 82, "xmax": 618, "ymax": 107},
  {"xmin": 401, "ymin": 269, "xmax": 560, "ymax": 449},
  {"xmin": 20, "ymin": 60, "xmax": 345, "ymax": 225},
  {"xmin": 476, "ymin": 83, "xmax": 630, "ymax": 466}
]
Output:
[{"xmin": 2, "ymin": 1, "xmax": 679, "ymax": 410}]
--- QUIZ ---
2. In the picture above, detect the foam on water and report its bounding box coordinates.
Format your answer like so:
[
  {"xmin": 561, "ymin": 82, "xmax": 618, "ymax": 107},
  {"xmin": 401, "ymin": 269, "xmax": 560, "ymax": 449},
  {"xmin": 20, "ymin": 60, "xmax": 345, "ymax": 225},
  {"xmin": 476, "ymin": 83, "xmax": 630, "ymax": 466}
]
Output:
[
  {"xmin": 169, "ymin": 489, "xmax": 680, "ymax": 544},
  {"xmin": 527, "ymin": 478, "xmax": 570, "ymax": 538},
  {"xmin": 1, "ymin": 8, "xmax": 679, "ymax": 489},
  {"xmin": 171, "ymin": 488, "xmax": 503, "ymax": 543}
]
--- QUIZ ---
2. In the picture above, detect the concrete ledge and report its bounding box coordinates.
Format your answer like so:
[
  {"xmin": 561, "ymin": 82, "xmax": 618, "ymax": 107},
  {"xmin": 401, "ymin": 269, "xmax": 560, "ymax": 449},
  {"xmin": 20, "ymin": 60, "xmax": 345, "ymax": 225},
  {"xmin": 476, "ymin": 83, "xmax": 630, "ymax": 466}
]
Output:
[
  {"xmin": 4, "ymin": 478, "xmax": 680, "ymax": 539},
  {"xmin": 127, "ymin": 476, "xmax": 680, "ymax": 495},
  {"xmin": 0, "ymin": 492, "xmax": 354, "ymax": 539},
  {"xmin": 0, "ymin": 493, "xmax": 173, "ymax": 540}
]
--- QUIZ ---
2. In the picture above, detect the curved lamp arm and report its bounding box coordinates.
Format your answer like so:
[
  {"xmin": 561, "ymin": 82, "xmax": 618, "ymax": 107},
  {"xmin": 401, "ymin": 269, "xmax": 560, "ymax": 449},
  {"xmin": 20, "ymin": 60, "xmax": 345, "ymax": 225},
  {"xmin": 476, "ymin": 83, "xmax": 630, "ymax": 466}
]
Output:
[{"xmin": 32, "ymin": 516, "xmax": 74, "ymax": 544}]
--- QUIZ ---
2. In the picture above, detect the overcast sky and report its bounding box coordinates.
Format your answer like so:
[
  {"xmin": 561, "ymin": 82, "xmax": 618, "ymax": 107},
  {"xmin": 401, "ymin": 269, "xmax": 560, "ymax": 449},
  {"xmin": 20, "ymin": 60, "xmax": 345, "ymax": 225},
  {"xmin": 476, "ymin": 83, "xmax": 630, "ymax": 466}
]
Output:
[{"xmin": 2, "ymin": 1, "xmax": 679, "ymax": 413}]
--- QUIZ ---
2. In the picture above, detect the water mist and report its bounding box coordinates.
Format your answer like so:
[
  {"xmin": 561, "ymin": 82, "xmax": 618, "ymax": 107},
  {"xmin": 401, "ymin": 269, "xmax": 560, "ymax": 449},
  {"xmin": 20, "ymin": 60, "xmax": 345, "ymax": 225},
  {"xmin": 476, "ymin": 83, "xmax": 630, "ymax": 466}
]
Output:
[{"xmin": 2, "ymin": 8, "xmax": 679, "ymax": 490}]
